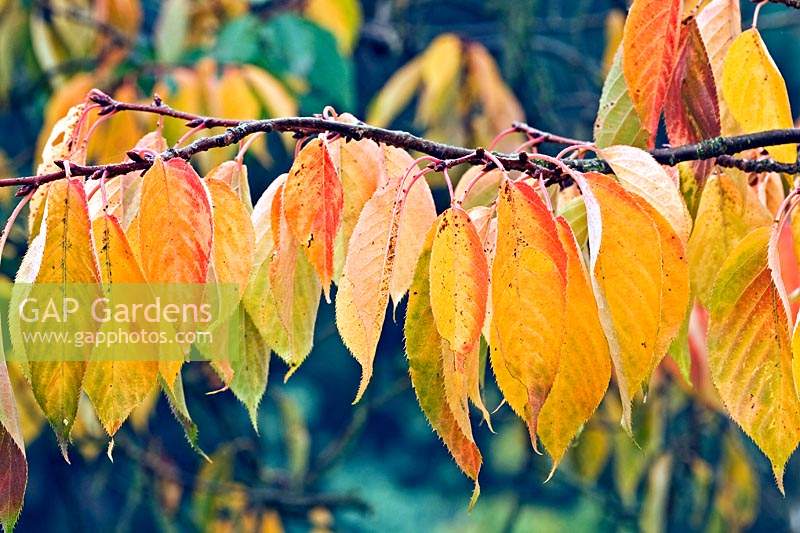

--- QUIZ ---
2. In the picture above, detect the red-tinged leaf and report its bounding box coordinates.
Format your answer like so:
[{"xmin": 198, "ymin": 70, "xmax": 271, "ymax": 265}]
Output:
[
  {"xmin": 336, "ymin": 146, "xmax": 435, "ymax": 403},
  {"xmin": 429, "ymin": 207, "xmax": 488, "ymax": 355},
  {"xmin": 491, "ymin": 180, "xmax": 566, "ymax": 450},
  {"xmin": 538, "ymin": 218, "xmax": 612, "ymax": 478},
  {"xmin": 405, "ymin": 224, "xmax": 481, "ymax": 506},
  {"xmin": 135, "ymin": 158, "xmax": 213, "ymax": 389},
  {"xmin": 267, "ymin": 184, "xmax": 321, "ymax": 374},
  {"xmin": 622, "ymin": 0, "xmax": 682, "ymax": 144},
  {"xmin": 0, "ymin": 359, "xmax": 26, "ymax": 532},
  {"xmin": 283, "ymin": 138, "xmax": 343, "ymax": 300},
  {"xmin": 664, "ymin": 18, "xmax": 720, "ymax": 186},
  {"xmin": 708, "ymin": 227, "xmax": 800, "ymax": 491}
]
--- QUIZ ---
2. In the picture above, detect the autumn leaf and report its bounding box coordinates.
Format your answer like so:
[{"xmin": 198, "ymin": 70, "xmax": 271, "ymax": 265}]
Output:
[
  {"xmin": 721, "ymin": 29, "xmax": 796, "ymax": 163},
  {"xmin": 229, "ymin": 310, "xmax": 271, "ymax": 431},
  {"xmin": 366, "ymin": 57, "xmax": 423, "ymax": 128},
  {"xmin": 575, "ymin": 172, "xmax": 689, "ymax": 431},
  {"xmin": 595, "ymin": 50, "xmax": 649, "ymax": 149},
  {"xmin": 247, "ymin": 183, "xmax": 320, "ymax": 374},
  {"xmin": 83, "ymin": 214, "xmax": 158, "ymax": 436},
  {"xmin": 454, "ymin": 167, "xmax": 503, "ymax": 210},
  {"xmin": 429, "ymin": 207, "xmax": 488, "ymax": 355},
  {"xmin": 134, "ymin": 158, "xmax": 213, "ymax": 390},
  {"xmin": 491, "ymin": 180, "xmax": 566, "ymax": 449},
  {"xmin": 537, "ymin": 217, "xmax": 611, "ymax": 477},
  {"xmin": 283, "ymin": 138, "xmax": 343, "ymax": 300},
  {"xmin": 707, "ymin": 227, "xmax": 800, "ymax": 491},
  {"xmin": 598, "ymin": 145, "xmax": 692, "ymax": 242},
  {"xmin": 405, "ymin": 223, "xmax": 481, "ymax": 506},
  {"xmin": 304, "ymin": 0, "xmax": 362, "ymax": 55},
  {"xmin": 336, "ymin": 146, "xmax": 435, "ymax": 403},
  {"xmin": 688, "ymin": 171, "xmax": 771, "ymax": 305},
  {"xmin": 329, "ymin": 133, "xmax": 383, "ymax": 281},
  {"xmin": 622, "ymin": 0, "xmax": 682, "ymax": 144},
  {"xmin": 205, "ymin": 160, "xmax": 252, "ymax": 211},
  {"xmin": 664, "ymin": 19, "xmax": 721, "ymax": 149},
  {"xmin": 0, "ymin": 358, "xmax": 26, "ymax": 532},
  {"xmin": 26, "ymin": 179, "xmax": 100, "ymax": 454},
  {"xmin": 697, "ymin": 0, "xmax": 741, "ymax": 134},
  {"xmin": 205, "ymin": 178, "xmax": 255, "ymax": 299},
  {"xmin": 417, "ymin": 34, "xmax": 463, "ymax": 128}
]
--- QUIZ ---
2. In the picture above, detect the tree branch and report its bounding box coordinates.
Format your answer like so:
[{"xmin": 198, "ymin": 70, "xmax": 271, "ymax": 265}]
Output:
[
  {"xmin": 755, "ymin": 0, "xmax": 800, "ymax": 9},
  {"xmin": 3, "ymin": 90, "xmax": 799, "ymax": 195}
]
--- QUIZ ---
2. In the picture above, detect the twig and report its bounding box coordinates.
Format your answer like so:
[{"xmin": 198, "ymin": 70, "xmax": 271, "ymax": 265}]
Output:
[{"xmin": 5, "ymin": 90, "xmax": 800, "ymax": 195}]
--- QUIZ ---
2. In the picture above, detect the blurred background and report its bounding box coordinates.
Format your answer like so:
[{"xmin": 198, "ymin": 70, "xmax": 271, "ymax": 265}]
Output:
[{"xmin": 2, "ymin": 0, "xmax": 800, "ymax": 531}]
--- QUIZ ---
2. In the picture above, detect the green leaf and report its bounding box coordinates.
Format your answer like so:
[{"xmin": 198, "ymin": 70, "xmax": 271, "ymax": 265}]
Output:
[{"xmin": 594, "ymin": 49, "xmax": 649, "ymax": 149}]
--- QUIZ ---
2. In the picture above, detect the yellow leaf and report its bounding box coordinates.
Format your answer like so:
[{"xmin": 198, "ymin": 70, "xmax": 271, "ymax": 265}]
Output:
[
  {"xmin": 538, "ymin": 217, "xmax": 611, "ymax": 476},
  {"xmin": 205, "ymin": 178, "xmax": 255, "ymax": 298},
  {"xmin": 707, "ymin": 227, "xmax": 800, "ymax": 491},
  {"xmin": 405, "ymin": 223, "xmax": 481, "ymax": 505},
  {"xmin": 240, "ymin": 65, "xmax": 297, "ymax": 118},
  {"xmin": 602, "ymin": 10, "xmax": 624, "ymax": 76},
  {"xmin": 30, "ymin": 180, "xmax": 100, "ymax": 452},
  {"xmin": 688, "ymin": 171, "xmax": 771, "ymax": 305},
  {"xmin": 205, "ymin": 160, "xmax": 251, "ymax": 211},
  {"xmin": 283, "ymin": 139, "xmax": 343, "ymax": 300},
  {"xmin": 599, "ymin": 145, "xmax": 692, "ymax": 243},
  {"xmin": 84, "ymin": 214, "xmax": 158, "ymax": 436},
  {"xmin": 491, "ymin": 180, "xmax": 566, "ymax": 450},
  {"xmin": 576, "ymin": 172, "xmax": 689, "ymax": 431},
  {"xmin": 366, "ymin": 57, "xmax": 423, "ymax": 128},
  {"xmin": 304, "ymin": 0, "xmax": 362, "ymax": 55},
  {"xmin": 329, "ymin": 135, "xmax": 383, "ymax": 281},
  {"xmin": 336, "ymin": 146, "xmax": 435, "ymax": 402},
  {"xmin": 721, "ymin": 29, "xmax": 796, "ymax": 163},
  {"xmin": 430, "ymin": 207, "xmax": 488, "ymax": 355},
  {"xmin": 417, "ymin": 34, "xmax": 463, "ymax": 128},
  {"xmin": 88, "ymin": 82, "xmax": 145, "ymax": 164}
]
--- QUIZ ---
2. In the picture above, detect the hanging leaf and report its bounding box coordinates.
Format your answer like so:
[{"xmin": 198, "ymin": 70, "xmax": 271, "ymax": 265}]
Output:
[
  {"xmin": 134, "ymin": 159, "xmax": 213, "ymax": 390},
  {"xmin": 417, "ymin": 34, "xmax": 463, "ymax": 128},
  {"xmin": 366, "ymin": 58, "xmax": 423, "ymax": 128},
  {"xmin": 688, "ymin": 171, "xmax": 771, "ymax": 305},
  {"xmin": 621, "ymin": 0, "xmax": 682, "ymax": 144},
  {"xmin": 594, "ymin": 50, "xmax": 649, "ymax": 149},
  {"xmin": 598, "ymin": 145, "xmax": 692, "ymax": 242},
  {"xmin": 538, "ymin": 217, "xmax": 612, "ymax": 477},
  {"xmin": 491, "ymin": 180, "xmax": 566, "ymax": 450},
  {"xmin": 329, "ymin": 133, "xmax": 383, "ymax": 281},
  {"xmin": 283, "ymin": 138, "xmax": 343, "ymax": 300},
  {"xmin": 83, "ymin": 214, "xmax": 158, "ymax": 436},
  {"xmin": 336, "ymin": 146, "xmax": 435, "ymax": 402},
  {"xmin": 205, "ymin": 160, "xmax": 252, "ymax": 211},
  {"xmin": 205, "ymin": 178, "xmax": 255, "ymax": 299},
  {"xmin": 304, "ymin": 0, "xmax": 363, "ymax": 55},
  {"xmin": 429, "ymin": 207, "xmax": 489, "ymax": 355},
  {"xmin": 696, "ymin": 0, "xmax": 740, "ymax": 90},
  {"xmin": 664, "ymin": 19, "xmax": 721, "ymax": 148},
  {"xmin": 229, "ymin": 311, "xmax": 271, "ymax": 431},
  {"xmin": 262, "ymin": 183, "xmax": 321, "ymax": 374},
  {"xmin": 0, "ymin": 358, "xmax": 26, "ymax": 533},
  {"xmin": 707, "ymin": 227, "xmax": 800, "ymax": 491},
  {"xmin": 721, "ymin": 29, "xmax": 796, "ymax": 163},
  {"xmin": 405, "ymin": 223, "xmax": 481, "ymax": 506},
  {"xmin": 28, "ymin": 179, "xmax": 100, "ymax": 453},
  {"xmin": 575, "ymin": 172, "xmax": 689, "ymax": 431}
]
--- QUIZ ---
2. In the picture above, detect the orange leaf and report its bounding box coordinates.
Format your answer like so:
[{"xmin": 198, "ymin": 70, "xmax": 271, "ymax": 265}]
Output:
[
  {"xmin": 283, "ymin": 138, "xmax": 343, "ymax": 300},
  {"xmin": 491, "ymin": 180, "xmax": 566, "ymax": 450},
  {"xmin": 622, "ymin": 0, "xmax": 682, "ymax": 144}
]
